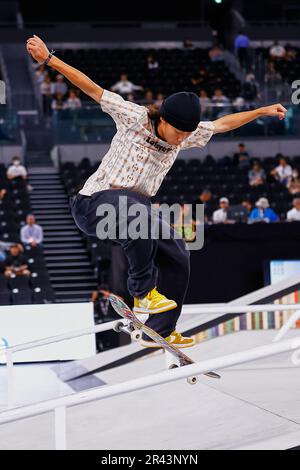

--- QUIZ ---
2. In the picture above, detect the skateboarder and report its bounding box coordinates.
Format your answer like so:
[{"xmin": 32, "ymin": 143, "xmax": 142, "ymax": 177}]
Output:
[{"xmin": 27, "ymin": 35, "xmax": 287, "ymax": 348}]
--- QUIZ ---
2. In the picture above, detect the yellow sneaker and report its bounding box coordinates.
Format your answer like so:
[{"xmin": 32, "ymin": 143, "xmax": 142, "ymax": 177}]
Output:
[
  {"xmin": 141, "ymin": 331, "xmax": 196, "ymax": 348},
  {"xmin": 133, "ymin": 287, "xmax": 177, "ymax": 315}
]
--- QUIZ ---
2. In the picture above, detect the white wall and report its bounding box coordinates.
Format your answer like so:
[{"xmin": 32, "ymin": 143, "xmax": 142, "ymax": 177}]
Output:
[
  {"xmin": 0, "ymin": 145, "xmax": 24, "ymax": 166},
  {"xmin": 0, "ymin": 302, "xmax": 96, "ymax": 363}
]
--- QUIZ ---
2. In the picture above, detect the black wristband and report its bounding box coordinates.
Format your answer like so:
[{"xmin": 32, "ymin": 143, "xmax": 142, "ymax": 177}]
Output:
[{"xmin": 44, "ymin": 49, "xmax": 56, "ymax": 66}]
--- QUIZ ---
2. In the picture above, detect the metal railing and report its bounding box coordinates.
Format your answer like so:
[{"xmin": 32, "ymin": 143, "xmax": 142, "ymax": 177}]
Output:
[
  {"xmin": 1, "ymin": 302, "xmax": 299, "ymax": 410},
  {"xmin": 180, "ymin": 304, "xmax": 300, "ymax": 316},
  {"xmin": 1, "ymin": 303, "xmax": 299, "ymax": 359},
  {"xmin": 0, "ymin": 327, "xmax": 300, "ymax": 449}
]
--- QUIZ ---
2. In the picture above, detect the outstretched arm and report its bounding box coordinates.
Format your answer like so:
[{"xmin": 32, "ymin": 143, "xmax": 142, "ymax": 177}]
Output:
[
  {"xmin": 26, "ymin": 35, "xmax": 103, "ymax": 102},
  {"xmin": 213, "ymin": 103, "xmax": 287, "ymax": 134}
]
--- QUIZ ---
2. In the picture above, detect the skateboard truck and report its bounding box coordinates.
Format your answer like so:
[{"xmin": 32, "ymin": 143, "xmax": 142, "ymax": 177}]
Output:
[
  {"xmin": 165, "ymin": 351, "xmax": 198, "ymax": 385},
  {"xmin": 168, "ymin": 363, "xmax": 198, "ymax": 385},
  {"xmin": 113, "ymin": 319, "xmax": 142, "ymax": 342}
]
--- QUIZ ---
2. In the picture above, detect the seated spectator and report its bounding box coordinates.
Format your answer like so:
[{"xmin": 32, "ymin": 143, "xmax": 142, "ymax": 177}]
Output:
[
  {"xmin": 146, "ymin": 55, "xmax": 159, "ymax": 72},
  {"xmin": 51, "ymin": 92, "xmax": 66, "ymax": 111},
  {"xmin": 234, "ymin": 31, "xmax": 250, "ymax": 70},
  {"xmin": 269, "ymin": 41, "xmax": 286, "ymax": 60},
  {"xmin": 193, "ymin": 189, "xmax": 213, "ymax": 223},
  {"xmin": 21, "ymin": 214, "xmax": 43, "ymax": 247},
  {"xmin": 211, "ymin": 88, "xmax": 230, "ymax": 117},
  {"xmin": 233, "ymin": 143, "xmax": 250, "ymax": 168},
  {"xmin": 270, "ymin": 156, "xmax": 293, "ymax": 186},
  {"xmin": 52, "ymin": 74, "xmax": 68, "ymax": 97},
  {"xmin": 0, "ymin": 240, "xmax": 9, "ymax": 262},
  {"xmin": 249, "ymin": 197, "xmax": 279, "ymax": 223},
  {"xmin": 287, "ymin": 169, "xmax": 300, "ymax": 195},
  {"xmin": 248, "ymin": 161, "xmax": 266, "ymax": 186},
  {"xmin": 35, "ymin": 64, "xmax": 47, "ymax": 84},
  {"xmin": 199, "ymin": 90, "xmax": 212, "ymax": 119},
  {"xmin": 0, "ymin": 240, "xmax": 16, "ymax": 262},
  {"xmin": 4, "ymin": 244, "xmax": 30, "ymax": 278},
  {"xmin": 264, "ymin": 62, "xmax": 282, "ymax": 90},
  {"xmin": 154, "ymin": 92, "xmax": 164, "ymax": 108},
  {"xmin": 242, "ymin": 199, "xmax": 253, "ymax": 217},
  {"xmin": 141, "ymin": 90, "xmax": 154, "ymax": 107},
  {"xmin": 232, "ymin": 96, "xmax": 246, "ymax": 111},
  {"xmin": 40, "ymin": 74, "xmax": 54, "ymax": 116},
  {"xmin": 0, "ymin": 188, "xmax": 7, "ymax": 200},
  {"xmin": 243, "ymin": 73, "xmax": 260, "ymax": 104},
  {"xmin": 208, "ymin": 45, "xmax": 224, "ymax": 62},
  {"xmin": 64, "ymin": 90, "xmax": 82, "ymax": 110},
  {"xmin": 6, "ymin": 156, "xmax": 27, "ymax": 182},
  {"xmin": 111, "ymin": 74, "xmax": 143, "ymax": 99},
  {"xmin": 287, "ymin": 198, "xmax": 300, "ymax": 222},
  {"xmin": 285, "ymin": 43, "xmax": 297, "ymax": 62},
  {"xmin": 226, "ymin": 203, "xmax": 248, "ymax": 223},
  {"xmin": 212, "ymin": 197, "xmax": 230, "ymax": 224},
  {"xmin": 126, "ymin": 93, "xmax": 135, "ymax": 102}
]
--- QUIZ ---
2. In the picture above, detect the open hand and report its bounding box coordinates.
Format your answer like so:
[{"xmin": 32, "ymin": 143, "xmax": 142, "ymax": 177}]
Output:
[
  {"xmin": 26, "ymin": 35, "xmax": 49, "ymax": 63},
  {"xmin": 261, "ymin": 103, "xmax": 287, "ymax": 120}
]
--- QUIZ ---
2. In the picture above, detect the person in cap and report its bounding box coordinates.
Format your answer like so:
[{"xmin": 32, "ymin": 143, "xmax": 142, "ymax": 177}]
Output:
[
  {"xmin": 286, "ymin": 198, "xmax": 300, "ymax": 222},
  {"xmin": 212, "ymin": 197, "xmax": 230, "ymax": 224},
  {"xmin": 27, "ymin": 35, "xmax": 287, "ymax": 348},
  {"xmin": 249, "ymin": 197, "xmax": 279, "ymax": 223}
]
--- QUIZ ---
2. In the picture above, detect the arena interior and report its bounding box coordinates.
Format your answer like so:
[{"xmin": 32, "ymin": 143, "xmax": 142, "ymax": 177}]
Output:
[{"xmin": 0, "ymin": 0, "xmax": 300, "ymax": 451}]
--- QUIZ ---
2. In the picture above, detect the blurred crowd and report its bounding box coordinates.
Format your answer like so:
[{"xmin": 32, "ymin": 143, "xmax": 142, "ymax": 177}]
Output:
[{"xmin": 0, "ymin": 156, "xmax": 43, "ymax": 280}]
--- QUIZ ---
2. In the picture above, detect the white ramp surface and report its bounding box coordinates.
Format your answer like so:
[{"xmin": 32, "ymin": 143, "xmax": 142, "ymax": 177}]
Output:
[{"xmin": 0, "ymin": 330, "xmax": 300, "ymax": 450}]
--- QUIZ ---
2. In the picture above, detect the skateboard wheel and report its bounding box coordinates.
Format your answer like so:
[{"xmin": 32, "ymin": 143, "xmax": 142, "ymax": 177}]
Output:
[
  {"xmin": 168, "ymin": 364, "xmax": 179, "ymax": 370},
  {"xmin": 187, "ymin": 376, "xmax": 198, "ymax": 385},
  {"xmin": 131, "ymin": 329, "xmax": 142, "ymax": 341},
  {"xmin": 113, "ymin": 321, "xmax": 125, "ymax": 333}
]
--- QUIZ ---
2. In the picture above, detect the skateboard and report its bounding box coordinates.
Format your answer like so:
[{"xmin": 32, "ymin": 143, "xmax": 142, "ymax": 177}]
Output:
[{"xmin": 109, "ymin": 293, "xmax": 221, "ymax": 385}]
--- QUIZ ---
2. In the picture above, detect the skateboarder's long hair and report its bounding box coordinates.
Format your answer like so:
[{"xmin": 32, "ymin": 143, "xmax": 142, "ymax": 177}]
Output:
[{"xmin": 147, "ymin": 107, "xmax": 161, "ymax": 124}]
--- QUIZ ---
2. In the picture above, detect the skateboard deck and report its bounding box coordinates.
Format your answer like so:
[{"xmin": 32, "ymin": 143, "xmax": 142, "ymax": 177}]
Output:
[{"xmin": 109, "ymin": 293, "xmax": 220, "ymax": 382}]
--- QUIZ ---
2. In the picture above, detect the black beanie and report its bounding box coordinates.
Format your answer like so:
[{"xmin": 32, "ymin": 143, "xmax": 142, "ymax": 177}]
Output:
[{"xmin": 159, "ymin": 92, "xmax": 201, "ymax": 132}]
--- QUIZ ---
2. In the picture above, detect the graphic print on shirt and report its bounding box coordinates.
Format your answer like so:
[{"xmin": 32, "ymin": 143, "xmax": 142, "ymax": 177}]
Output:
[{"xmin": 79, "ymin": 90, "xmax": 214, "ymax": 197}]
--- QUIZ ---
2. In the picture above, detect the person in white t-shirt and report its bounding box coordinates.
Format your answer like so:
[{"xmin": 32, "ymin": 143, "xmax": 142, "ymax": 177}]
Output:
[
  {"xmin": 6, "ymin": 156, "xmax": 27, "ymax": 181},
  {"xmin": 64, "ymin": 90, "xmax": 82, "ymax": 110},
  {"xmin": 52, "ymin": 74, "xmax": 68, "ymax": 96},
  {"xmin": 212, "ymin": 197, "xmax": 230, "ymax": 224},
  {"xmin": 27, "ymin": 34, "xmax": 287, "ymax": 349},
  {"xmin": 271, "ymin": 156, "xmax": 293, "ymax": 186},
  {"xmin": 111, "ymin": 74, "xmax": 143, "ymax": 99},
  {"xmin": 146, "ymin": 55, "xmax": 159, "ymax": 71},
  {"xmin": 287, "ymin": 198, "xmax": 300, "ymax": 222},
  {"xmin": 287, "ymin": 169, "xmax": 300, "ymax": 195}
]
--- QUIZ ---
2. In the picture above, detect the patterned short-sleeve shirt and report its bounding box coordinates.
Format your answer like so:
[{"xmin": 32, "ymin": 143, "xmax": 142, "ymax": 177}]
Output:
[{"xmin": 79, "ymin": 90, "xmax": 215, "ymax": 197}]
